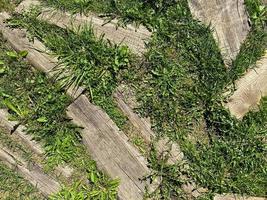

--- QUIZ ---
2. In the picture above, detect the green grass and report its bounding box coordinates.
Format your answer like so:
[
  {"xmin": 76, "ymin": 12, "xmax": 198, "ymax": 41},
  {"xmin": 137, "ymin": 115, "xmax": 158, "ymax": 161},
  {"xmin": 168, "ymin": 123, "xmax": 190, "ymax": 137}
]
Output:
[
  {"xmin": 5, "ymin": 0, "xmax": 267, "ymax": 199},
  {"xmin": 229, "ymin": 0, "xmax": 267, "ymax": 82},
  {"xmin": 41, "ymin": 0, "xmax": 114, "ymax": 15},
  {"xmin": 0, "ymin": 161, "xmax": 44, "ymax": 200}
]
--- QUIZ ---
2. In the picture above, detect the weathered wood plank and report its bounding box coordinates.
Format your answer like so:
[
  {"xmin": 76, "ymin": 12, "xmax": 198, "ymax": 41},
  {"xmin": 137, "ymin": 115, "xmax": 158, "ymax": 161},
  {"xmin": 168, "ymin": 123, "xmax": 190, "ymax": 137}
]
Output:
[
  {"xmin": 0, "ymin": 145, "xmax": 60, "ymax": 196},
  {"xmin": 0, "ymin": 14, "xmax": 84, "ymax": 99},
  {"xmin": 67, "ymin": 95, "xmax": 149, "ymax": 200},
  {"xmin": 0, "ymin": 109, "xmax": 43, "ymax": 155},
  {"xmin": 0, "ymin": 109, "xmax": 74, "ymax": 178},
  {"xmin": 16, "ymin": 0, "xmax": 151, "ymax": 55},
  {"xmin": 114, "ymin": 85, "xmax": 154, "ymax": 143},
  {"xmin": 188, "ymin": 0, "xmax": 250, "ymax": 63},
  {"xmin": 113, "ymin": 85, "xmax": 184, "ymax": 164},
  {"xmin": 214, "ymin": 194, "xmax": 266, "ymax": 200},
  {"xmin": 113, "ymin": 86, "xmax": 209, "ymax": 198},
  {"xmin": 226, "ymin": 51, "xmax": 267, "ymax": 119}
]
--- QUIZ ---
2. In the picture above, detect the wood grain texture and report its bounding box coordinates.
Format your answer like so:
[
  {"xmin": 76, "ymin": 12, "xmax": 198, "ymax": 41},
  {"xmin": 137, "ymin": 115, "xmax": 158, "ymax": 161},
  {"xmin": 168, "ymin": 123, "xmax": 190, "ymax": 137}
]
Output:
[
  {"xmin": 226, "ymin": 52, "xmax": 267, "ymax": 119},
  {"xmin": 17, "ymin": 0, "xmax": 151, "ymax": 55},
  {"xmin": 0, "ymin": 145, "xmax": 60, "ymax": 196},
  {"xmin": 188, "ymin": 0, "xmax": 250, "ymax": 63},
  {"xmin": 0, "ymin": 109, "xmax": 43, "ymax": 155},
  {"xmin": 214, "ymin": 194, "xmax": 266, "ymax": 200},
  {"xmin": 67, "ymin": 95, "xmax": 149, "ymax": 200}
]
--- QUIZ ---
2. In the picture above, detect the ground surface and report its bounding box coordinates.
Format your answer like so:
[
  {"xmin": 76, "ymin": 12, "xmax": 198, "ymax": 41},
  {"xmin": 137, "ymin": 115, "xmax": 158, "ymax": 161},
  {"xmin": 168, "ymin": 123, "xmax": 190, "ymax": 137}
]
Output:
[{"xmin": 0, "ymin": 0, "xmax": 266, "ymax": 200}]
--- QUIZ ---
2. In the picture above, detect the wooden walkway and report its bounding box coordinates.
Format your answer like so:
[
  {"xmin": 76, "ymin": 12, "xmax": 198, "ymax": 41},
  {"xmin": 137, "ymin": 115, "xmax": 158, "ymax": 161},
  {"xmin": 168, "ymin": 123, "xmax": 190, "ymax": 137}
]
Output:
[
  {"xmin": 0, "ymin": 13, "xmax": 150, "ymax": 200},
  {"xmin": 1, "ymin": 1, "xmax": 266, "ymax": 198}
]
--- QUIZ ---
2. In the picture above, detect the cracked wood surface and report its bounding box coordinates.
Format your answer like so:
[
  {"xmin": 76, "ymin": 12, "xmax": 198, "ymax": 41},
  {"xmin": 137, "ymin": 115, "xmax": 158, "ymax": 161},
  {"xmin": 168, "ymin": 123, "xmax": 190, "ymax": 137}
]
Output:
[
  {"xmin": 226, "ymin": 52, "xmax": 267, "ymax": 119},
  {"xmin": 16, "ymin": 0, "xmax": 151, "ymax": 55},
  {"xmin": 67, "ymin": 95, "xmax": 149, "ymax": 200},
  {"xmin": 0, "ymin": 145, "xmax": 60, "ymax": 196},
  {"xmin": 188, "ymin": 0, "xmax": 250, "ymax": 63}
]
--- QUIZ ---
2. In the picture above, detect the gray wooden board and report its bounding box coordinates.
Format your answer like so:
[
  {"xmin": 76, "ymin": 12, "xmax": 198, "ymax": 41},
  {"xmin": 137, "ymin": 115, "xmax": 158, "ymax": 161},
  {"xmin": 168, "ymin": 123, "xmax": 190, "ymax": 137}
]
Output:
[
  {"xmin": 0, "ymin": 109, "xmax": 44, "ymax": 155},
  {"xmin": 0, "ymin": 145, "xmax": 60, "ymax": 196},
  {"xmin": 0, "ymin": 109, "xmax": 74, "ymax": 178},
  {"xmin": 17, "ymin": 0, "xmax": 151, "ymax": 55},
  {"xmin": 225, "ymin": 52, "xmax": 267, "ymax": 119},
  {"xmin": 0, "ymin": 14, "xmax": 84, "ymax": 99},
  {"xmin": 188, "ymin": 0, "xmax": 250, "ymax": 63},
  {"xmin": 113, "ymin": 85, "xmax": 154, "ymax": 143},
  {"xmin": 67, "ymin": 95, "xmax": 149, "ymax": 200},
  {"xmin": 113, "ymin": 85, "xmax": 184, "ymax": 164}
]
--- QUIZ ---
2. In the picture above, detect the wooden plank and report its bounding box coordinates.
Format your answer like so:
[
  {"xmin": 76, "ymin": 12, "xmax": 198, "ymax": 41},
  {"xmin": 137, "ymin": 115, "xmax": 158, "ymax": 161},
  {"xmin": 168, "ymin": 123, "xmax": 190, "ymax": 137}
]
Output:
[
  {"xmin": 225, "ymin": 51, "xmax": 267, "ymax": 119},
  {"xmin": 214, "ymin": 194, "xmax": 266, "ymax": 200},
  {"xmin": 188, "ymin": 0, "xmax": 250, "ymax": 63},
  {"xmin": 113, "ymin": 85, "xmax": 184, "ymax": 164},
  {"xmin": 16, "ymin": 0, "xmax": 151, "ymax": 55},
  {"xmin": 0, "ymin": 109, "xmax": 43, "ymax": 155},
  {"xmin": 0, "ymin": 109, "xmax": 74, "ymax": 178},
  {"xmin": 0, "ymin": 145, "xmax": 60, "ymax": 196},
  {"xmin": 113, "ymin": 86, "xmax": 210, "ymax": 198},
  {"xmin": 113, "ymin": 85, "xmax": 154, "ymax": 143},
  {"xmin": 0, "ymin": 14, "xmax": 85, "ymax": 99},
  {"xmin": 67, "ymin": 95, "xmax": 149, "ymax": 200}
]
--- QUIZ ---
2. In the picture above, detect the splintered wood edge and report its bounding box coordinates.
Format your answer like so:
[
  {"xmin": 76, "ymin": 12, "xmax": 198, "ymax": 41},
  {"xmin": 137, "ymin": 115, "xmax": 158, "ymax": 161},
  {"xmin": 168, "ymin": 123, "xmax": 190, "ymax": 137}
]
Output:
[
  {"xmin": 226, "ymin": 51, "xmax": 267, "ymax": 119},
  {"xmin": 16, "ymin": 0, "xmax": 151, "ymax": 55},
  {"xmin": 0, "ymin": 145, "xmax": 61, "ymax": 196}
]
